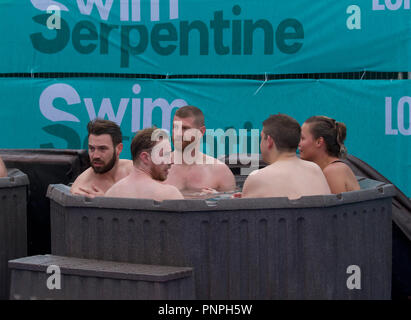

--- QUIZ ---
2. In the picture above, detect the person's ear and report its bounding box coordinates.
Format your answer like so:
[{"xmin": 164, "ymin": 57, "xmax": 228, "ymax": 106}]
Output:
[
  {"xmin": 315, "ymin": 137, "xmax": 324, "ymax": 148},
  {"xmin": 199, "ymin": 125, "xmax": 206, "ymax": 136},
  {"xmin": 115, "ymin": 143, "xmax": 123, "ymax": 157},
  {"xmin": 267, "ymin": 135, "xmax": 274, "ymax": 149},
  {"xmin": 139, "ymin": 151, "xmax": 150, "ymax": 165}
]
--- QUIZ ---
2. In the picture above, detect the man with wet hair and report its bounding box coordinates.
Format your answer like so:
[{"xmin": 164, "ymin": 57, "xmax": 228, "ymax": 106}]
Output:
[
  {"xmin": 241, "ymin": 114, "xmax": 331, "ymax": 199},
  {"xmin": 105, "ymin": 127, "xmax": 183, "ymax": 201},
  {"xmin": 70, "ymin": 119, "xmax": 133, "ymax": 197},
  {"xmin": 0, "ymin": 157, "xmax": 7, "ymax": 177},
  {"xmin": 164, "ymin": 105, "xmax": 236, "ymax": 197}
]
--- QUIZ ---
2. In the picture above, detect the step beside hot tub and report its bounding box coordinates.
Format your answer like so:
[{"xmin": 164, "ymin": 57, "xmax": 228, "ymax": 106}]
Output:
[{"xmin": 47, "ymin": 178, "xmax": 395, "ymax": 300}]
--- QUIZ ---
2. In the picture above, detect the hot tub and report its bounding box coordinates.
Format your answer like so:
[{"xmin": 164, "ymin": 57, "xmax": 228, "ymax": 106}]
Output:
[
  {"xmin": 0, "ymin": 169, "xmax": 29, "ymax": 300},
  {"xmin": 47, "ymin": 179, "xmax": 395, "ymax": 300}
]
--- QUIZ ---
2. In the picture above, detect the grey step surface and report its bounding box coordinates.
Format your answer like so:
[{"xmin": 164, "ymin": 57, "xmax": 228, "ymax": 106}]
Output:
[
  {"xmin": 0, "ymin": 169, "xmax": 29, "ymax": 300},
  {"xmin": 48, "ymin": 181, "xmax": 394, "ymax": 300},
  {"xmin": 9, "ymin": 255, "xmax": 194, "ymax": 300}
]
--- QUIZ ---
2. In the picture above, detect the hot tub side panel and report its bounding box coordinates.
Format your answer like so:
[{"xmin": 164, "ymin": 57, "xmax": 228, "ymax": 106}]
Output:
[
  {"xmin": 50, "ymin": 197, "xmax": 392, "ymax": 300},
  {"xmin": 0, "ymin": 184, "xmax": 28, "ymax": 300}
]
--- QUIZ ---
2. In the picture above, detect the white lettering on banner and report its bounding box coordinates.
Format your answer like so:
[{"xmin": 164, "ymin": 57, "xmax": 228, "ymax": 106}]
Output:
[
  {"xmin": 39, "ymin": 83, "xmax": 187, "ymax": 132},
  {"xmin": 76, "ymin": 0, "xmax": 114, "ymax": 20},
  {"xmin": 75, "ymin": 0, "xmax": 178, "ymax": 21},
  {"xmin": 40, "ymin": 83, "xmax": 81, "ymax": 122},
  {"xmin": 398, "ymin": 96, "xmax": 411, "ymax": 135},
  {"xmin": 84, "ymin": 98, "xmax": 129, "ymax": 126},
  {"xmin": 30, "ymin": 0, "xmax": 68, "ymax": 11},
  {"xmin": 385, "ymin": 96, "xmax": 411, "ymax": 135},
  {"xmin": 346, "ymin": 5, "xmax": 361, "ymax": 30},
  {"xmin": 142, "ymin": 98, "xmax": 187, "ymax": 131},
  {"xmin": 373, "ymin": 0, "xmax": 410, "ymax": 10}
]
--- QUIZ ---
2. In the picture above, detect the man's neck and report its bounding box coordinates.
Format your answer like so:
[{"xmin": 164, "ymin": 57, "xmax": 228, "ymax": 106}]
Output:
[
  {"xmin": 173, "ymin": 148, "xmax": 204, "ymax": 166},
  {"xmin": 94, "ymin": 160, "xmax": 119, "ymax": 182},
  {"xmin": 132, "ymin": 164, "xmax": 153, "ymax": 179},
  {"xmin": 268, "ymin": 151, "xmax": 298, "ymax": 164}
]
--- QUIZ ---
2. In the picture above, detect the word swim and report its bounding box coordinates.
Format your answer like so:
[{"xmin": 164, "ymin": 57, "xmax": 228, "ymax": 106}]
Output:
[
  {"xmin": 39, "ymin": 83, "xmax": 187, "ymax": 133},
  {"xmin": 30, "ymin": 5, "xmax": 304, "ymax": 68}
]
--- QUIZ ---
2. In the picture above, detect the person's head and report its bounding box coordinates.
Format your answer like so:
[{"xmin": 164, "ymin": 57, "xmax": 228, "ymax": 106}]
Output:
[
  {"xmin": 87, "ymin": 119, "xmax": 123, "ymax": 174},
  {"xmin": 172, "ymin": 105, "xmax": 206, "ymax": 151},
  {"xmin": 261, "ymin": 114, "xmax": 301, "ymax": 163},
  {"xmin": 131, "ymin": 127, "xmax": 172, "ymax": 181},
  {"xmin": 299, "ymin": 116, "xmax": 347, "ymax": 161}
]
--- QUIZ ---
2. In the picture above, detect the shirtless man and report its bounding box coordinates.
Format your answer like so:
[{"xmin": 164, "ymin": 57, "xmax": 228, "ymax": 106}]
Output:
[
  {"xmin": 0, "ymin": 157, "xmax": 7, "ymax": 177},
  {"xmin": 70, "ymin": 119, "xmax": 133, "ymax": 197},
  {"xmin": 164, "ymin": 105, "xmax": 236, "ymax": 196},
  {"xmin": 105, "ymin": 127, "xmax": 183, "ymax": 201},
  {"xmin": 241, "ymin": 114, "xmax": 331, "ymax": 200}
]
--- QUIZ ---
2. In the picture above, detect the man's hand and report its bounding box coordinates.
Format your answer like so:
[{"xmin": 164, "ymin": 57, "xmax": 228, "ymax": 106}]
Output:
[
  {"xmin": 201, "ymin": 187, "xmax": 218, "ymax": 194},
  {"xmin": 73, "ymin": 185, "xmax": 105, "ymax": 198}
]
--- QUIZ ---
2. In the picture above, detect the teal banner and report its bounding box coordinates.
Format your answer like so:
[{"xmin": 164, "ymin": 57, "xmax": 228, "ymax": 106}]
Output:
[
  {"xmin": 0, "ymin": 78, "xmax": 410, "ymax": 196},
  {"xmin": 0, "ymin": 0, "xmax": 410, "ymax": 74}
]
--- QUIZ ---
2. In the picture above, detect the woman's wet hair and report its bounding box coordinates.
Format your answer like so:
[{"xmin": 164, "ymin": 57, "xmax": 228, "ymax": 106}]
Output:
[{"xmin": 305, "ymin": 116, "xmax": 348, "ymax": 158}]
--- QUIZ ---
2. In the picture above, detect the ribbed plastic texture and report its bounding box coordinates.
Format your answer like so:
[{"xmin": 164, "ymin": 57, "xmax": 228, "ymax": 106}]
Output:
[
  {"xmin": 0, "ymin": 169, "xmax": 29, "ymax": 300},
  {"xmin": 47, "ymin": 181, "xmax": 395, "ymax": 300},
  {"xmin": 8, "ymin": 255, "xmax": 194, "ymax": 300}
]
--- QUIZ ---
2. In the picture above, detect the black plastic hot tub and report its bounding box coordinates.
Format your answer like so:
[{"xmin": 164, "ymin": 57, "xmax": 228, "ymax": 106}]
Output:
[{"xmin": 46, "ymin": 178, "xmax": 395, "ymax": 300}]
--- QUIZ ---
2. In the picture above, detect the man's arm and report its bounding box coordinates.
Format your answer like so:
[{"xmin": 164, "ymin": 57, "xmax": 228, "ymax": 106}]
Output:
[
  {"xmin": 241, "ymin": 174, "xmax": 263, "ymax": 198},
  {"xmin": 161, "ymin": 185, "xmax": 184, "ymax": 200},
  {"xmin": 0, "ymin": 157, "xmax": 7, "ymax": 178},
  {"xmin": 70, "ymin": 169, "xmax": 104, "ymax": 198},
  {"xmin": 216, "ymin": 164, "xmax": 236, "ymax": 192}
]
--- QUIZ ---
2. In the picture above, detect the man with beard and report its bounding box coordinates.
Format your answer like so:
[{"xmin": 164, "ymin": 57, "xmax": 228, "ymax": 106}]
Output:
[
  {"xmin": 105, "ymin": 127, "xmax": 183, "ymax": 201},
  {"xmin": 70, "ymin": 119, "xmax": 133, "ymax": 197},
  {"xmin": 164, "ymin": 105, "xmax": 236, "ymax": 197}
]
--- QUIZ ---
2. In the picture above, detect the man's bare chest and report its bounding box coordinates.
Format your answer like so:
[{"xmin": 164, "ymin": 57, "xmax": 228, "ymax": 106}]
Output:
[{"xmin": 169, "ymin": 166, "xmax": 217, "ymax": 191}]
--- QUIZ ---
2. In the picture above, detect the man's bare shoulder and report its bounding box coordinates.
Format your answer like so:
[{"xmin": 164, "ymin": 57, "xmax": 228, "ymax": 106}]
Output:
[
  {"xmin": 158, "ymin": 183, "xmax": 184, "ymax": 200},
  {"xmin": 118, "ymin": 159, "xmax": 133, "ymax": 171},
  {"xmin": 72, "ymin": 167, "xmax": 94, "ymax": 184},
  {"xmin": 256, "ymin": 164, "xmax": 284, "ymax": 177},
  {"xmin": 299, "ymin": 158, "xmax": 323, "ymax": 172},
  {"xmin": 202, "ymin": 155, "xmax": 232, "ymax": 172},
  {"xmin": 70, "ymin": 167, "xmax": 99, "ymax": 195},
  {"xmin": 201, "ymin": 154, "xmax": 222, "ymax": 165}
]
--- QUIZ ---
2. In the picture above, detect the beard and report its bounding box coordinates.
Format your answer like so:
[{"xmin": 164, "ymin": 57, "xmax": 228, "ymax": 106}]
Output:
[
  {"xmin": 150, "ymin": 164, "xmax": 168, "ymax": 181},
  {"xmin": 91, "ymin": 151, "xmax": 117, "ymax": 174}
]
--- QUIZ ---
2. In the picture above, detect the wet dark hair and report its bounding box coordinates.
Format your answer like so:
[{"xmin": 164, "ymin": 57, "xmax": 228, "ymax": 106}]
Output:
[
  {"xmin": 262, "ymin": 114, "xmax": 301, "ymax": 152},
  {"xmin": 87, "ymin": 119, "xmax": 122, "ymax": 147},
  {"xmin": 175, "ymin": 105, "xmax": 205, "ymax": 127},
  {"xmin": 305, "ymin": 116, "xmax": 347, "ymax": 158}
]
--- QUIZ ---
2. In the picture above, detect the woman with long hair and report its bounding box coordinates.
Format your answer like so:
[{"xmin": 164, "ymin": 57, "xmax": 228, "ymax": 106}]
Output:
[{"xmin": 298, "ymin": 116, "xmax": 360, "ymax": 194}]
